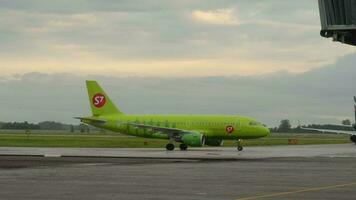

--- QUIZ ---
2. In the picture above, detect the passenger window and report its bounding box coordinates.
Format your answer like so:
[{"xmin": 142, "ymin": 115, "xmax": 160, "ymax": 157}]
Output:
[{"xmin": 249, "ymin": 121, "xmax": 261, "ymax": 126}]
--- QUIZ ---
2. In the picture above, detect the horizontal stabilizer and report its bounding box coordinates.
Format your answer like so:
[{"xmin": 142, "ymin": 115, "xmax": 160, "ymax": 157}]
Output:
[{"xmin": 74, "ymin": 117, "xmax": 107, "ymax": 124}]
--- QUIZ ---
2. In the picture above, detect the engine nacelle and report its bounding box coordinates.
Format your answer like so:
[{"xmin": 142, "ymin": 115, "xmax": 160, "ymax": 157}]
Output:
[
  {"xmin": 205, "ymin": 138, "xmax": 224, "ymax": 146},
  {"xmin": 350, "ymin": 135, "xmax": 356, "ymax": 144},
  {"xmin": 181, "ymin": 132, "xmax": 205, "ymax": 147}
]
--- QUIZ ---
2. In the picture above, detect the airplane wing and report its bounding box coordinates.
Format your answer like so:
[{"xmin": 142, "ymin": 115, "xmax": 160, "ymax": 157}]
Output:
[
  {"xmin": 76, "ymin": 118, "xmax": 194, "ymax": 135},
  {"xmin": 127, "ymin": 122, "xmax": 193, "ymax": 136},
  {"xmin": 301, "ymin": 127, "xmax": 356, "ymax": 135},
  {"xmin": 322, "ymin": 124, "xmax": 354, "ymax": 128},
  {"xmin": 299, "ymin": 96, "xmax": 356, "ymax": 136}
]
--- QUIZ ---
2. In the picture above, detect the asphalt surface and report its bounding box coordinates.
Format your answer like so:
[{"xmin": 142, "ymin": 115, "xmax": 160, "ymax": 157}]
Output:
[
  {"xmin": 0, "ymin": 145, "xmax": 355, "ymax": 200},
  {"xmin": 0, "ymin": 144, "xmax": 355, "ymax": 159}
]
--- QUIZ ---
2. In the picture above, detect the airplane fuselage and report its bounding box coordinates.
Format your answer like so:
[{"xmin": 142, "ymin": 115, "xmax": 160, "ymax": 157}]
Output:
[
  {"xmin": 83, "ymin": 114, "xmax": 270, "ymax": 140},
  {"xmin": 80, "ymin": 80, "xmax": 270, "ymax": 150}
]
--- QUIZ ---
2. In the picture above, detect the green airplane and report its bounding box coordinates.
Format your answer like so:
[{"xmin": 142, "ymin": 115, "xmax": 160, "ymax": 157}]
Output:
[{"xmin": 76, "ymin": 80, "xmax": 270, "ymax": 151}]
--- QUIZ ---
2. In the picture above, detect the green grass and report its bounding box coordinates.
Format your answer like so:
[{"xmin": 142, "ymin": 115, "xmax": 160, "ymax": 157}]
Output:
[{"xmin": 0, "ymin": 131, "xmax": 350, "ymax": 148}]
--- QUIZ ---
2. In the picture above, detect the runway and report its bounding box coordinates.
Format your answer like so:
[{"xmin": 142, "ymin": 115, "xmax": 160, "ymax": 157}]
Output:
[
  {"xmin": 0, "ymin": 144, "xmax": 355, "ymax": 200},
  {"xmin": 0, "ymin": 144, "xmax": 355, "ymax": 159}
]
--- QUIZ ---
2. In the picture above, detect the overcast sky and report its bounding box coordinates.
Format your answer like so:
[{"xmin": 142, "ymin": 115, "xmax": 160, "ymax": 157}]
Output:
[{"xmin": 1, "ymin": 0, "xmax": 356, "ymax": 127}]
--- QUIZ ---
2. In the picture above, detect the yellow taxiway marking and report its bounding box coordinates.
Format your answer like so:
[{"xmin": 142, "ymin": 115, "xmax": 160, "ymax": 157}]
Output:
[{"xmin": 236, "ymin": 182, "xmax": 356, "ymax": 200}]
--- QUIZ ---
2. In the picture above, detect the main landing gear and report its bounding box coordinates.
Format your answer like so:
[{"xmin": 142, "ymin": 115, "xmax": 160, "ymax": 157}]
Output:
[
  {"xmin": 237, "ymin": 139, "xmax": 243, "ymax": 151},
  {"xmin": 166, "ymin": 143, "xmax": 175, "ymax": 151},
  {"xmin": 166, "ymin": 136, "xmax": 175, "ymax": 151},
  {"xmin": 179, "ymin": 143, "xmax": 188, "ymax": 151},
  {"xmin": 165, "ymin": 143, "xmax": 189, "ymax": 151}
]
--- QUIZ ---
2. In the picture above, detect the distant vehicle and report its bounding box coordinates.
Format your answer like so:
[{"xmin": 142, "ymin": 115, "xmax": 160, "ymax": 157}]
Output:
[
  {"xmin": 302, "ymin": 97, "xmax": 356, "ymax": 145},
  {"xmin": 76, "ymin": 81, "xmax": 270, "ymax": 151}
]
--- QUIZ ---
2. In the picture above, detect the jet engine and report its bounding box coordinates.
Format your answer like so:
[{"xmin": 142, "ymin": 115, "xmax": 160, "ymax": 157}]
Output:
[
  {"xmin": 181, "ymin": 132, "xmax": 205, "ymax": 147},
  {"xmin": 205, "ymin": 138, "xmax": 224, "ymax": 146}
]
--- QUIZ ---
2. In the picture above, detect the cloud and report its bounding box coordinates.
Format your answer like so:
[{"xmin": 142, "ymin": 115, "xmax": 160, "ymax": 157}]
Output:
[
  {"xmin": 0, "ymin": 0, "xmax": 355, "ymax": 77},
  {"xmin": 1, "ymin": 0, "xmax": 356, "ymax": 127},
  {"xmin": 192, "ymin": 9, "xmax": 240, "ymax": 25},
  {"xmin": 23, "ymin": 13, "xmax": 99, "ymax": 33},
  {"xmin": 1, "ymin": 53, "xmax": 356, "ymax": 127}
]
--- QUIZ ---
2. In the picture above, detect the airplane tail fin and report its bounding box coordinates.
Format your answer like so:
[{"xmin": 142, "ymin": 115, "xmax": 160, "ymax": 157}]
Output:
[
  {"xmin": 354, "ymin": 96, "xmax": 356, "ymax": 126},
  {"xmin": 86, "ymin": 80, "xmax": 123, "ymax": 116}
]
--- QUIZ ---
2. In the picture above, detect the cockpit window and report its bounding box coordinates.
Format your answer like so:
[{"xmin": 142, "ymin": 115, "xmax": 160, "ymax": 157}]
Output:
[{"xmin": 249, "ymin": 121, "xmax": 261, "ymax": 126}]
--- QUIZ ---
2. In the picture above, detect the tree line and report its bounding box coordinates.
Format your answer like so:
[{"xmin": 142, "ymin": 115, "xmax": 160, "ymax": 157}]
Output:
[{"xmin": 0, "ymin": 121, "xmax": 97, "ymax": 132}]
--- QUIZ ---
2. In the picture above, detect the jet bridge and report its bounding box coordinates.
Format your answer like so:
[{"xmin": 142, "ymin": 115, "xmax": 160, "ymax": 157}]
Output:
[{"xmin": 319, "ymin": 0, "xmax": 356, "ymax": 46}]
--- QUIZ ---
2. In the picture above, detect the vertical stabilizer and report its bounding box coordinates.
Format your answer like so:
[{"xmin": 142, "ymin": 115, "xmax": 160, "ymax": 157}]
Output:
[
  {"xmin": 354, "ymin": 96, "xmax": 356, "ymax": 125},
  {"xmin": 86, "ymin": 80, "xmax": 122, "ymax": 116}
]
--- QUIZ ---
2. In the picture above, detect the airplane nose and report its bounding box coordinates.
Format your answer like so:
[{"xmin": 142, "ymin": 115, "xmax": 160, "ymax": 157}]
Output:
[{"xmin": 264, "ymin": 127, "xmax": 270, "ymax": 136}]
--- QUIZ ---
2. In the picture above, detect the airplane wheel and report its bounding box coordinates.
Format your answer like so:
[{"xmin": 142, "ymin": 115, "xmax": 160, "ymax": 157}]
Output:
[
  {"xmin": 237, "ymin": 146, "xmax": 243, "ymax": 151},
  {"xmin": 179, "ymin": 143, "xmax": 188, "ymax": 151},
  {"xmin": 166, "ymin": 143, "xmax": 175, "ymax": 151}
]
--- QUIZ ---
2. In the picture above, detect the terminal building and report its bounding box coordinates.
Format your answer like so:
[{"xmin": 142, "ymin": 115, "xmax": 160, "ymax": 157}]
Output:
[{"xmin": 319, "ymin": 0, "xmax": 356, "ymax": 46}]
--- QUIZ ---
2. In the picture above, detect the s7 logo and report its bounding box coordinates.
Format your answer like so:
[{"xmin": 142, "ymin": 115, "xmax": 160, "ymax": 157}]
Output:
[{"xmin": 93, "ymin": 93, "xmax": 106, "ymax": 108}]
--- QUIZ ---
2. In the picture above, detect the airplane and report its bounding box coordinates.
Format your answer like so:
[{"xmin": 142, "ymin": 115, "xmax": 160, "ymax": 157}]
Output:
[
  {"xmin": 76, "ymin": 80, "xmax": 270, "ymax": 151},
  {"xmin": 301, "ymin": 97, "xmax": 356, "ymax": 145}
]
